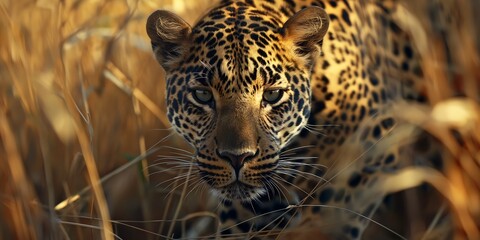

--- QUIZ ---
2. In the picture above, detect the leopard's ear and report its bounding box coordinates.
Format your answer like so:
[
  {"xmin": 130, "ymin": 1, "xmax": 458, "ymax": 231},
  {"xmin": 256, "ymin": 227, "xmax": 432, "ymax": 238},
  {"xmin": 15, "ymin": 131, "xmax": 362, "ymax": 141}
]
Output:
[
  {"xmin": 146, "ymin": 10, "xmax": 192, "ymax": 72},
  {"xmin": 280, "ymin": 7, "xmax": 329, "ymax": 63}
]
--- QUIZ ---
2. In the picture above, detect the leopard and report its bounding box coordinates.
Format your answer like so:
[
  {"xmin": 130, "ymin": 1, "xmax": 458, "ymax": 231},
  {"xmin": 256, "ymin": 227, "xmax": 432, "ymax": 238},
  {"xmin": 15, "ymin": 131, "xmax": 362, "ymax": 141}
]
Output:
[{"xmin": 146, "ymin": 0, "xmax": 451, "ymax": 239}]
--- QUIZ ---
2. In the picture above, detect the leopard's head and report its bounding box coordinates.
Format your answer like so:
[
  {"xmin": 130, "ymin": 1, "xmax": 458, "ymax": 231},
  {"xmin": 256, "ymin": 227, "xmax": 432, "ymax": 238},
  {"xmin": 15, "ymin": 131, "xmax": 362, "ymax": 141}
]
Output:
[{"xmin": 146, "ymin": 3, "xmax": 329, "ymax": 201}]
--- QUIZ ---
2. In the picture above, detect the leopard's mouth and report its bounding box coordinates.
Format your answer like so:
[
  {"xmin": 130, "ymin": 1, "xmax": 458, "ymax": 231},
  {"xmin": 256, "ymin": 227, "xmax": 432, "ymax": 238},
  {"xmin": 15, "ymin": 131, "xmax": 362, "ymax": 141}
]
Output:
[
  {"xmin": 213, "ymin": 181, "xmax": 266, "ymax": 201},
  {"xmin": 196, "ymin": 150, "xmax": 279, "ymax": 201}
]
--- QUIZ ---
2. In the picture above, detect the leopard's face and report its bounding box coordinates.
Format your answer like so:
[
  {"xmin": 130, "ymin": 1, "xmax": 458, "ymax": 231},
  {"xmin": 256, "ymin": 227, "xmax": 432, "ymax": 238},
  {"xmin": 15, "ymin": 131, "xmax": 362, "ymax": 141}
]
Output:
[
  {"xmin": 147, "ymin": 4, "xmax": 328, "ymax": 201},
  {"xmin": 164, "ymin": 33, "xmax": 312, "ymax": 201}
]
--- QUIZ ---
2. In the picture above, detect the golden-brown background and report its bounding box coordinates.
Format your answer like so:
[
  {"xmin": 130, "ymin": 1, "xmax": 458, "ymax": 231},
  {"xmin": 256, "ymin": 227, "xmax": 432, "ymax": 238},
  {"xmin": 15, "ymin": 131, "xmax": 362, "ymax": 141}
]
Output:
[{"xmin": 1, "ymin": 0, "xmax": 478, "ymax": 239}]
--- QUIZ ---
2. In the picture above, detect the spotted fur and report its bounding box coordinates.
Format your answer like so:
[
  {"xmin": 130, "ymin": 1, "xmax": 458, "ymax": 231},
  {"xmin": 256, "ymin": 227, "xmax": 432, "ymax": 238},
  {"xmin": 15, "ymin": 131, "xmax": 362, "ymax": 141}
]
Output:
[{"xmin": 146, "ymin": 0, "xmax": 447, "ymax": 239}]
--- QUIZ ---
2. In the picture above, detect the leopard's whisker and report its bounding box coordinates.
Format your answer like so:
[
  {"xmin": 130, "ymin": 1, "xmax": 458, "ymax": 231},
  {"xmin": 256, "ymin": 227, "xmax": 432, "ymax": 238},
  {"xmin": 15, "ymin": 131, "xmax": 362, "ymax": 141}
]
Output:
[
  {"xmin": 151, "ymin": 157, "xmax": 193, "ymax": 163},
  {"xmin": 280, "ymin": 145, "xmax": 316, "ymax": 155},
  {"xmin": 147, "ymin": 131, "xmax": 177, "ymax": 151},
  {"xmin": 278, "ymin": 156, "xmax": 318, "ymax": 161},
  {"xmin": 279, "ymin": 160, "xmax": 326, "ymax": 168},
  {"xmin": 154, "ymin": 171, "xmax": 199, "ymax": 189},
  {"xmin": 155, "ymin": 156, "xmax": 193, "ymax": 162},
  {"xmin": 149, "ymin": 163, "xmax": 192, "ymax": 169},
  {"xmin": 158, "ymin": 145, "xmax": 195, "ymax": 155},
  {"xmin": 247, "ymin": 204, "xmax": 294, "ymax": 240},
  {"xmin": 304, "ymin": 127, "xmax": 327, "ymax": 136},
  {"xmin": 267, "ymin": 175, "xmax": 290, "ymax": 203},
  {"xmin": 272, "ymin": 174, "xmax": 310, "ymax": 198},
  {"xmin": 278, "ymin": 161, "xmax": 327, "ymax": 173},
  {"xmin": 294, "ymin": 204, "xmax": 407, "ymax": 240},
  {"xmin": 147, "ymin": 166, "xmax": 194, "ymax": 176},
  {"xmin": 156, "ymin": 152, "xmax": 194, "ymax": 158},
  {"xmin": 324, "ymin": 121, "xmax": 396, "ymax": 184},
  {"xmin": 150, "ymin": 126, "xmax": 175, "ymax": 131},
  {"xmin": 306, "ymin": 124, "xmax": 342, "ymax": 128},
  {"xmin": 165, "ymin": 177, "xmax": 198, "ymax": 199},
  {"xmin": 278, "ymin": 168, "xmax": 328, "ymax": 183},
  {"xmin": 184, "ymin": 178, "xmax": 206, "ymax": 199}
]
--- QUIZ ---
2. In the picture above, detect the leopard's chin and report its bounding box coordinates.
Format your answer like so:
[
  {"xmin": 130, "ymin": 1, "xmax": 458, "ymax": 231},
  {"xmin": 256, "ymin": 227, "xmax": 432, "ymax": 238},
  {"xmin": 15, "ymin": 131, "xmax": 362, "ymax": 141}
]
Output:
[{"xmin": 212, "ymin": 182, "xmax": 266, "ymax": 202}]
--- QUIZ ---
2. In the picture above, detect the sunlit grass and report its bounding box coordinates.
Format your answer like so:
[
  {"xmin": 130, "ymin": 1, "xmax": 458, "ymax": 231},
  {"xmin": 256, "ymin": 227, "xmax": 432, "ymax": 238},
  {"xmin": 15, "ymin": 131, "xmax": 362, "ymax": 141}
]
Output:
[{"xmin": 0, "ymin": 0, "xmax": 478, "ymax": 239}]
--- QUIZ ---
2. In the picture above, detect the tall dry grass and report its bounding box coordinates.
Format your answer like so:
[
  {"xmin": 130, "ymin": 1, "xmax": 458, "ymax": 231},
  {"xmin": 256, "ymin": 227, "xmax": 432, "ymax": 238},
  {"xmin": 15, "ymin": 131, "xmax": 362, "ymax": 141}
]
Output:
[
  {"xmin": 393, "ymin": 1, "xmax": 480, "ymax": 239},
  {"xmin": 1, "ymin": 0, "xmax": 215, "ymax": 239},
  {"xmin": 0, "ymin": 0, "xmax": 478, "ymax": 239}
]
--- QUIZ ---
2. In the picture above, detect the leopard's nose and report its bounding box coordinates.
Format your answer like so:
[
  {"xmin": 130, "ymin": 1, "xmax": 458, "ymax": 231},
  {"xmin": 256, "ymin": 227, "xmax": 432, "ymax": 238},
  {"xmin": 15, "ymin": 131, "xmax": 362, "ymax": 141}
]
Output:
[{"xmin": 218, "ymin": 150, "xmax": 257, "ymax": 173}]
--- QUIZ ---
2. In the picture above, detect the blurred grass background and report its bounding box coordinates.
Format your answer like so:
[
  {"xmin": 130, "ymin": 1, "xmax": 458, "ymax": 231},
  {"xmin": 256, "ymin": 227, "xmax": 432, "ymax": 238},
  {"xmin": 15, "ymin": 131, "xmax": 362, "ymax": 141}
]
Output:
[
  {"xmin": 0, "ymin": 0, "xmax": 478, "ymax": 239},
  {"xmin": 1, "ymin": 1, "xmax": 217, "ymax": 239}
]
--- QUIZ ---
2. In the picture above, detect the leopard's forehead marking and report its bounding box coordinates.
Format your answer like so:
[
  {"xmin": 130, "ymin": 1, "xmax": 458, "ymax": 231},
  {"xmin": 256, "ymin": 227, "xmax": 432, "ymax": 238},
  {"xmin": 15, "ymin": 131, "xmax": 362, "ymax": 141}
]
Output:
[{"xmin": 181, "ymin": 1, "xmax": 295, "ymax": 95}]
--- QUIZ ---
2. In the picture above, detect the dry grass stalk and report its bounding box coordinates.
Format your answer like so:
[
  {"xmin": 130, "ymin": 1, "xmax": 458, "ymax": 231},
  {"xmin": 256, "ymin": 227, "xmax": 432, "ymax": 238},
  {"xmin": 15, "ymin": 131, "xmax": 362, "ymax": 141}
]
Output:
[{"xmin": 1, "ymin": 0, "xmax": 479, "ymax": 239}]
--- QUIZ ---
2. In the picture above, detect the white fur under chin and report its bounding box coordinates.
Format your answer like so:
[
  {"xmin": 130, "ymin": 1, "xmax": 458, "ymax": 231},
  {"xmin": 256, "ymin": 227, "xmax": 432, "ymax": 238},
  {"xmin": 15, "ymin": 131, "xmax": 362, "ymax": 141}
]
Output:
[{"xmin": 210, "ymin": 185, "xmax": 267, "ymax": 202}]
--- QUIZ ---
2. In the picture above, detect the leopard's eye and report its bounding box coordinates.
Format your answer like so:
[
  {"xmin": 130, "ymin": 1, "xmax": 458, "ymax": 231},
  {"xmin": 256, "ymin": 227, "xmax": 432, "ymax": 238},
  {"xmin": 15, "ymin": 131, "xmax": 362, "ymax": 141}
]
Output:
[
  {"xmin": 263, "ymin": 89, "xmax": 284, "ymax": 104},
  {"xmin": 193, "ymin": 89, "xmax": 213, "ymax": 104}
]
